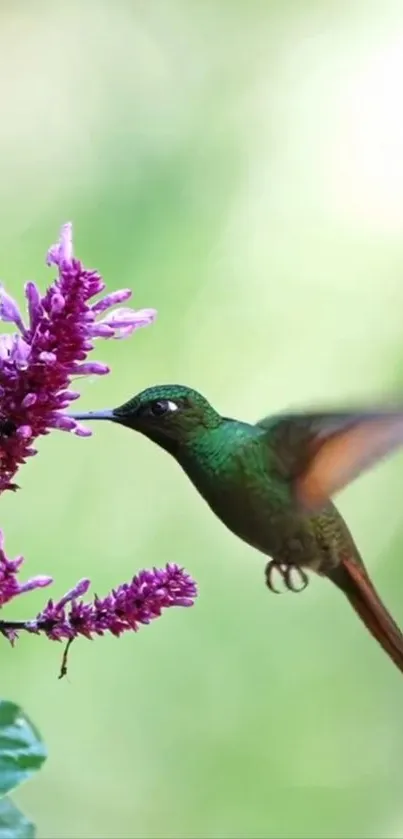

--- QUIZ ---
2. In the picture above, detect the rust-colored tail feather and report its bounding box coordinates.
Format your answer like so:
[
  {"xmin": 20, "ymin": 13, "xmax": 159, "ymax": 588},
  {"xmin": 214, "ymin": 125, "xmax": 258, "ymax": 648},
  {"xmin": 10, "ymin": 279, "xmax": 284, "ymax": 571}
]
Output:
[{"xmin": 327, "ymin": 557, "xmax": 403, "ymax": 674}]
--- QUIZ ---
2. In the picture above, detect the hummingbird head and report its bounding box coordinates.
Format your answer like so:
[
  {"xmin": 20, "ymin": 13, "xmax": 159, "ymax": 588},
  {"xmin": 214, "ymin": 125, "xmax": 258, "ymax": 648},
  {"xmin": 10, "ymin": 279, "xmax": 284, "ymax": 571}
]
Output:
[{"xmin": 71, "ymin": 384, "xmax": 223, "ymax": 455}]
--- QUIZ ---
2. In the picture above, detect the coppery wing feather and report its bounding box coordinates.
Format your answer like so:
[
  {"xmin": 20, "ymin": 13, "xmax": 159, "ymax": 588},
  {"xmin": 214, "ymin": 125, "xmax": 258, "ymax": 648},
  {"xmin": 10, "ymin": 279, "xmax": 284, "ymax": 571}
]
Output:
[{"xmin": 256, "ymin": 408, "xmax": 403, "ymax": 511}]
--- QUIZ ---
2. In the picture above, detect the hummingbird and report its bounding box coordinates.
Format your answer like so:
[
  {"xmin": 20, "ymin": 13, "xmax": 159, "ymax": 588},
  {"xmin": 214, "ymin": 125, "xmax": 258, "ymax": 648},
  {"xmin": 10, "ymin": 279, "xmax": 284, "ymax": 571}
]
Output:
[{"xmin": 72, "ymin": 385, "xmax": 403, "ymax": 675}]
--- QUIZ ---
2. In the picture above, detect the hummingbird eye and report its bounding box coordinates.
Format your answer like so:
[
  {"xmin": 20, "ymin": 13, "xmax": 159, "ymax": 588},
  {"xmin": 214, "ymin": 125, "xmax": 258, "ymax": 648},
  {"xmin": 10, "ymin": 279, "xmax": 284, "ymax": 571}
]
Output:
[{"xmin": 149, "ymin": 399, "xmax": 179, "ymax": 417}]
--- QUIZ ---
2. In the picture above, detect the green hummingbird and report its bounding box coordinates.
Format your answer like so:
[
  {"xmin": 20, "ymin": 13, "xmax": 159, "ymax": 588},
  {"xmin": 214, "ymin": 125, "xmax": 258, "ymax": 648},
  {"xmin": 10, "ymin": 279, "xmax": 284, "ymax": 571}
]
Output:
[{"xmin": 72, "ymin": 384, "xmax": 403, "ymax": 675}]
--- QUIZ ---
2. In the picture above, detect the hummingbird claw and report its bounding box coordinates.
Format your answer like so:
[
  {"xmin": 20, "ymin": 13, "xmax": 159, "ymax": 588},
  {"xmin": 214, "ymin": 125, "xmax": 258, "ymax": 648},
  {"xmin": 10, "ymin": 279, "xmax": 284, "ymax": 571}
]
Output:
[
  {"xmin": 283, "ymin": 565, "xmax": 309, "ymax": 592},
  {"xmin": 264, "ymin": 561, "xmax": 309, "ymax": 594},
  {"xmin": 265, "ymin": 560, "xmax": 283, "ymax": 593}
]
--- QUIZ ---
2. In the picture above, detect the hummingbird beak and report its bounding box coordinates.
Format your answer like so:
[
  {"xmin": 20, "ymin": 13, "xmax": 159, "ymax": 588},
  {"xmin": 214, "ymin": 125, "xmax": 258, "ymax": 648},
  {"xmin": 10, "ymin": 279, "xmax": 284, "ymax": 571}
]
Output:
[{"xmin": 69, "ymin": 408, "xmax": 116, "ymax": 422}]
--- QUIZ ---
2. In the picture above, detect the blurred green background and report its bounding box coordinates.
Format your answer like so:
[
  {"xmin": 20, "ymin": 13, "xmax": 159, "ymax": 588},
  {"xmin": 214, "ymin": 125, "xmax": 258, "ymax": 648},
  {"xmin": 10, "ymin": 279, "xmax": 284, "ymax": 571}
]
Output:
[{"xmin": 1, "ymin": 0, "xmax": 403, "ymax": 836}]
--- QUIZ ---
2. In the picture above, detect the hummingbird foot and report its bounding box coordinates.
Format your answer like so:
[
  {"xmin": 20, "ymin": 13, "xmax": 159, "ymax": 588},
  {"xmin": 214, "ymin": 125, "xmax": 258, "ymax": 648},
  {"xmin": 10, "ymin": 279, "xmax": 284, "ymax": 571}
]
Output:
[{"xmin": 265, "ymin": 560, "xmax": 309, "ymax": 594}]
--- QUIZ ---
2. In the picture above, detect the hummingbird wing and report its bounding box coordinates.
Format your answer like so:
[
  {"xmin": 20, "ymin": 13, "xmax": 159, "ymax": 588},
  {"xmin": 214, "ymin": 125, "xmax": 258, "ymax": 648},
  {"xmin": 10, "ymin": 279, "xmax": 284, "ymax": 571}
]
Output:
[{"xmin": 256, "ymin": 408, "xmax": 403, "ymax": 511}]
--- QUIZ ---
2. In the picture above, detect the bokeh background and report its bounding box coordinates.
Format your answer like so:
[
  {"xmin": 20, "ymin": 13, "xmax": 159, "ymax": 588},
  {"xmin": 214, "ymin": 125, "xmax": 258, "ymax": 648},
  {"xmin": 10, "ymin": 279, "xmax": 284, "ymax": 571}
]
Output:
[{"xmin": 1, "ymin": 1, "xmax": 403, "ymax": 836}]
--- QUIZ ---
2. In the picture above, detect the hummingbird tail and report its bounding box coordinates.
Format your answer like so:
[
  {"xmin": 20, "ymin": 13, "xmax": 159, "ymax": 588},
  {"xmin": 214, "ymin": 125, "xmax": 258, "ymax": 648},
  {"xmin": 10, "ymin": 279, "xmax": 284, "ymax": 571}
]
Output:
[{"xmin": 327, "ymin": 556, "xmax": 403, "ymax": 674}]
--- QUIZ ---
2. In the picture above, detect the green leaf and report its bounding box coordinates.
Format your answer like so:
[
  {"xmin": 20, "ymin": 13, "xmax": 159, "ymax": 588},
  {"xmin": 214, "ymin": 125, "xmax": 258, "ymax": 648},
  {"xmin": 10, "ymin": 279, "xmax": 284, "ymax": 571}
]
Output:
[
  {"xmin": 0, "ymin": 797, "xmax": 35, "ymax": 838},
  {"xmin": 0, "ymin": 701, "xmax": 46, "ymax": 797}
]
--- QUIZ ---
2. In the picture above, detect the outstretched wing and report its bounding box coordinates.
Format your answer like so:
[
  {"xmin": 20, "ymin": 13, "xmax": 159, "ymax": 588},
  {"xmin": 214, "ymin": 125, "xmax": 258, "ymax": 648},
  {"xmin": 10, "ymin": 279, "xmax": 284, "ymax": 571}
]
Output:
[{"xmin": 256, "ymin": 408, "xmax": 403, "ymax": 512}]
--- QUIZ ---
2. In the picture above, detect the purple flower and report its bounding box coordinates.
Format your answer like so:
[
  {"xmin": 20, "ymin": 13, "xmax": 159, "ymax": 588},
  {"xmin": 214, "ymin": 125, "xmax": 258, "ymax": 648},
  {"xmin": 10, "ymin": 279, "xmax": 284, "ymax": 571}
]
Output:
[
  {"xmin": 0, "ymin": 546, "xmax": 198, "ymax": 669},
  {"xmin": 0, "ymin": 530, "xmax": 52, "ymax": 610},
  {"xmin": 0, "ymin": 222, "xmax": 157, "ymax": 492},
  {"xmin": 0, "ymin": 223, "xmax": 198, "ymax": 675},
  {"xmin": 27, "ymin": 564, "xmax": 197, "ymax": 641}
]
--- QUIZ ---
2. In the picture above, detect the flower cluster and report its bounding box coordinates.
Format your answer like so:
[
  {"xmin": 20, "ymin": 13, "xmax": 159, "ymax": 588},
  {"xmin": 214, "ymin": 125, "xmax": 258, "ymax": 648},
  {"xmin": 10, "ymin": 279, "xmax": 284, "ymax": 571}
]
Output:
[
  {"xmin": 0, "ymin": 224, "xmax": 197, "ymax": 674},
  {"xmin": 0, "ymin": 530, "xmax": 52, "ymax": 609},
  {"xmin": 0, "ymin": 531, "xmax": 197, "ymax": 672},
  {"xmin": 33, "ymin": 565, "xmax": 196, "ymax": 641},
  {"xmin": 0, "ymin": 222, "xmax": 156, "ymax": 493}
]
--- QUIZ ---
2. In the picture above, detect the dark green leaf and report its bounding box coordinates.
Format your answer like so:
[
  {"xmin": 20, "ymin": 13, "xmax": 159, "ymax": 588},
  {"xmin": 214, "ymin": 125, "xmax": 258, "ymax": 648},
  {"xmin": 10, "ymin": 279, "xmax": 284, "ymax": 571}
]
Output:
[
  {"xmin": 0, "ymin": 702, "xmax": 46, "ymax": 797},
  {"xmin": 0, "ymin": 797, "xmax": 35, "ymax": 838}
]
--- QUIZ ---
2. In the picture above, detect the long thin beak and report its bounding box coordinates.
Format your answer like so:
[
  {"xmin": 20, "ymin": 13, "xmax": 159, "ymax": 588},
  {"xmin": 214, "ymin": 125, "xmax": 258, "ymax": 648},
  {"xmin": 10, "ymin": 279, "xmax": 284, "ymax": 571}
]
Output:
[{"xmin": 69, "ymin": 408, "xmax": 115, "ymax": 422}]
